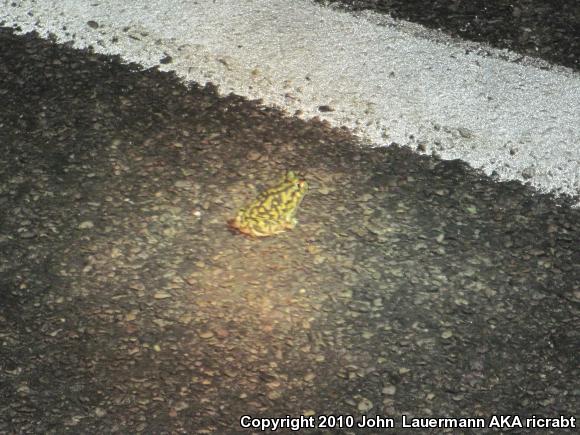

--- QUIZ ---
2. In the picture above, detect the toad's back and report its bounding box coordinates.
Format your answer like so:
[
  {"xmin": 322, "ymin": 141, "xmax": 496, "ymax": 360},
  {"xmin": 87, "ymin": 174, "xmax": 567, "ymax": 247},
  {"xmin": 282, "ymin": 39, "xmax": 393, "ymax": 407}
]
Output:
[{"xmin": 228, "ymin": 171, "xmax": 308, "ymax": 237}]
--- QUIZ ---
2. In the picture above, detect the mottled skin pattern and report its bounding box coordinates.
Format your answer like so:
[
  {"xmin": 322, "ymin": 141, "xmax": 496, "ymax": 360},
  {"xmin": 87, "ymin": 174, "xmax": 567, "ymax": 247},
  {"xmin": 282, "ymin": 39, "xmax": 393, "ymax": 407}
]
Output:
[{"xmin": 228, "ymin": 171, "xmax": 308, "ymax": 237}]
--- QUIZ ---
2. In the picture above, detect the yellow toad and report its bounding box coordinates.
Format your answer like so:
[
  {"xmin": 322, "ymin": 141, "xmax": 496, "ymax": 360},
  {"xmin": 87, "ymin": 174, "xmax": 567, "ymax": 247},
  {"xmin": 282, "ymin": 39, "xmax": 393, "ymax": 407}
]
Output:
[{"xmin": 228, "ymin": 171, "xmax": 308, "ymax": 237}]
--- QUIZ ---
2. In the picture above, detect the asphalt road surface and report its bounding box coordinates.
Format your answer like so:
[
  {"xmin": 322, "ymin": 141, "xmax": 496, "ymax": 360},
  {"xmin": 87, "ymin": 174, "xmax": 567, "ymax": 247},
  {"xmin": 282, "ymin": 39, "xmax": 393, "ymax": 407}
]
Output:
[{"xmin": 1, "ymin": 1, "xmax": 579, "ymax": 434}]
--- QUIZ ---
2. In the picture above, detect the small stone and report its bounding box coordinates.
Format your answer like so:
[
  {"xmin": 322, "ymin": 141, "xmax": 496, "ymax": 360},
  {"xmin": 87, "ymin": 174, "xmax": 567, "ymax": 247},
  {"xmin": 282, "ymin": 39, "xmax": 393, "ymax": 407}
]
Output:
[
  {"xmin": 246, "ymin": 151, "xmax": 261, "ymax": 161},
  {"xmin": 17, "ymin": 383, "xmax": 31, "ymax": 395},
  {"xmin": 383, "ymin": 397, "xmax": 395, "ymax": 407},
  {"xmin": 163, "ymin": 227, "xmax": 177, "ymax": 237},
  {"xmin": 199, "ymin": 331, "xmax": 214, "ymax": 339},
  {"xmin": 174, "ymin": 180, "xmax": 190, "ymax": 188},
  {"xmin": 441, "ymin": 330, "xmax": 453, "ymax": 339},
  {"xmin": 457, "ymin": 127, "xmax": 473, "ymax": 138},
  {"xmin": 216, "ymin": 328, "xmax": 229, "ymax": 338},
  {"xmin": 94, "ymin": 407, "xmax": 106, "ymax": 417},
  {"xmin": 357, "ymin": 397, "xmax": 373, "ymax": 412},
  {"xmin": 522, "ymin": 167, "xmax": 535, "ymax": 179},
  {"xmin": 78, "ymin": 221, "xmax": 94, "ymax": 229},
  {"xmin": 174, "ymin": 401, "xmax": 189, "ymax": 411},
  {"xmin": 178, "ymin": 314, "xmax": 193, "ymax": 325},
  {"xmin": 313, "ymin": 255, "xmax": 325, "ymax": 265},
  {"xmin": 19, "ymin": 231, "xmax": 36, "ymax": 239},
  {"xmin": 382, "ymin": 385, "xmax": 396, "ymax": 395},
  {"xmin": 338, "ymin": 289, "xmax": 352, "ymax": 299},
  {"xmin": 307, "ymin": 245, "xmax": 321, "ymax": 255},
  {"xmin": 153, "ymin": 291, "xmax": 172, "ymax": 299},
  {"xmin": 153, "ymin": 319, "xmax": 169, "ymax": 328},
  {"xmin": 129, "ymin": 282, "xmax": 146, "ymax": 292}
]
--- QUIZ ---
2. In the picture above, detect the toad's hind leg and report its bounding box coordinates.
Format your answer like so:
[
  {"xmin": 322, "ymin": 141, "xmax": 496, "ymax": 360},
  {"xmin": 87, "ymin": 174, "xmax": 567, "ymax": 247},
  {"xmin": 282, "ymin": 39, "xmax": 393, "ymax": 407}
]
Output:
[{"xmin": 284, "ymin": 217, "xmax": 298, "ymax": 229}]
